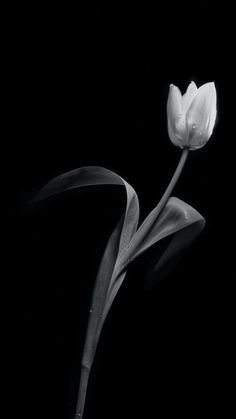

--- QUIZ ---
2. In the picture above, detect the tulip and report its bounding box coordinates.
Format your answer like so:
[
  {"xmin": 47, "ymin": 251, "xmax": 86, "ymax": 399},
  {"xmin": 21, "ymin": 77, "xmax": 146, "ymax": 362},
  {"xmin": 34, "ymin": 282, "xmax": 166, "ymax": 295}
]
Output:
[{"xmin": 167, "ymin": 81, "xmax": 217, "ymax": 150}]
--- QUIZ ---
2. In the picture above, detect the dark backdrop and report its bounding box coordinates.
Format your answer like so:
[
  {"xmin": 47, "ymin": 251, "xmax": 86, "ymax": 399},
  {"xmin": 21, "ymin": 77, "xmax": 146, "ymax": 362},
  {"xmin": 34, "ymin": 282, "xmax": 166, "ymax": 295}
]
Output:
[{"xmin": 6, "ymin": 4, "xmax": 233, "ymax": 419}]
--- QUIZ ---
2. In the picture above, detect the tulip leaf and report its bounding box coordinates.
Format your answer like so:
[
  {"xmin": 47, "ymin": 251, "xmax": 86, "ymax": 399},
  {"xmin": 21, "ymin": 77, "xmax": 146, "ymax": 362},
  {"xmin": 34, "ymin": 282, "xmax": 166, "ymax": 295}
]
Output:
[
  {"xmin": 117, "ymin": 196, "xmax": 205, "ymax": 271},
  {"xmin": 32, "ymin": 166, "xmax": 140, "ymax": 282},
  {"xmin": 145, "ymin": 209, "xmax": 205, "ymax": 287},
  {"xmin": 101, "ymin": 197, "xmax": 205, "ymax": 321},
  {"xmin": 32, "ymin": 166, "xmax": 140, "ymax": 364},
  {"xmin": 32, "ymin": 167, "xmax": 205, "ymax": 419}
]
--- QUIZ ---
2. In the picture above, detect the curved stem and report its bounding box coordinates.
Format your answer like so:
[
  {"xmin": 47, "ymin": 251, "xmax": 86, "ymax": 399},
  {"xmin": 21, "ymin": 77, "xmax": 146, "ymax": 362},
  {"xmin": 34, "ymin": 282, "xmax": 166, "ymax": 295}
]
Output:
[
  {"xmin": 154, "ymin": 147, "xmax": 189, "ymax": 216},
  {"xmin": 118, "ymin": 148, "xmax": 189, "ymax": 267}
]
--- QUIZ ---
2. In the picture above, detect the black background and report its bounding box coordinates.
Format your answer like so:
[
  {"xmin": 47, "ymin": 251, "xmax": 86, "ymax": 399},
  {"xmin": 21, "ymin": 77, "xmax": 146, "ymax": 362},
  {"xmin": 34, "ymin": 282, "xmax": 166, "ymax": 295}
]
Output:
[{"xmin": 6, "ymin": 3, "xmax": 233, "ymax": 419}]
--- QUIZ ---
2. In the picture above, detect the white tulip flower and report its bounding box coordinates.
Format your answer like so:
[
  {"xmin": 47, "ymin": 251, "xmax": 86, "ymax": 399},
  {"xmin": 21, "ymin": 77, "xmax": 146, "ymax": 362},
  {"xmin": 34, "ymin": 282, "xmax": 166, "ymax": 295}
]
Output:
[{"xmin": 167, "ymin": 81, "xmax": 217, "ymax": 150}]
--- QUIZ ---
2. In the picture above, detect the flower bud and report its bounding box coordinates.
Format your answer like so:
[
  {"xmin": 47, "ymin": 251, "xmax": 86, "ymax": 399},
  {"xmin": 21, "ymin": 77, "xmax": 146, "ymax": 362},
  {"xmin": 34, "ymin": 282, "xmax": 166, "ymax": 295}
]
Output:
[{"xmin": 167, "ymin": 81, "xmax": 217, "ymax": 150}]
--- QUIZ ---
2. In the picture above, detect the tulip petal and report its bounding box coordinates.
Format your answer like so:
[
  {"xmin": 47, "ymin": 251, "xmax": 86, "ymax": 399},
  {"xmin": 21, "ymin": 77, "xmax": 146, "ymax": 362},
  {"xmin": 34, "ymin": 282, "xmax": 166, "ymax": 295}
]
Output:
[
  {"xmin": 186, "ymin": 82, "xmax": 216, "ymax": 129},
  {"xmin": 167, "ymin": 84, "xmax": 185, "ymax": 147},
  {"xmin": 167, "ymin": 84, "xmax": 183, "ymax": 122},
  {"xmin": 207, "ymin": 85, "xmax": 217, "ymax": 135},
  {"xmin": 167, "ymin": 118, "xmax": 183, "ymax": 147},
  {"xmin": 186, "ymin": 82, "xmax": 217, "ymax": 148},
  {"xmin": 182, "ymin": 81, "xmax": 198, "ymax": 113}
]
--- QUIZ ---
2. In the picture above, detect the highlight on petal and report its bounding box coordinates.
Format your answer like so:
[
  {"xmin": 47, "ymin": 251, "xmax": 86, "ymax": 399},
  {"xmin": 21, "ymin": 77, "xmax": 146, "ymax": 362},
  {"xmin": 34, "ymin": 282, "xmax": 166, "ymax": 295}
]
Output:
[
  {"xmin": 167, "ymin": 118, "xmax": 183, "ymax": 148},
  {"xmin": 167, "ymin": 84, "xmax": 184, "ymax": 147},
  {"xmin": 206, "ymin": 83, "xmax": 217, "ymax": 136},
  {"xmin": 182, "ymin": 81, "xmax": 198, "ymax": 113},
  {"xmin": 187, "ymin": 82, "xmax": 216, "ymax": 130},
  {"xmin": 186, "ymin": 82, "xmax": 217, "ymax": 148},
  {"xmin": 167, "ymin": 84, "xmax": 183, "ymax": 122}
]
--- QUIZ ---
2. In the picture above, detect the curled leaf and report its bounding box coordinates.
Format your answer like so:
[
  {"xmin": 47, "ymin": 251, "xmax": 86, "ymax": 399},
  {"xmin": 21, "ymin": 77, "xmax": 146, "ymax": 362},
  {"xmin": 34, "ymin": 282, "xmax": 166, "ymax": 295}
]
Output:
[
  {"xmin": 32, "ymin": 167, "xmax": 205, "ymax": 419},
  {"xmin": 102, "ymin": 196, "xmax": 205, "ymax": 321}
]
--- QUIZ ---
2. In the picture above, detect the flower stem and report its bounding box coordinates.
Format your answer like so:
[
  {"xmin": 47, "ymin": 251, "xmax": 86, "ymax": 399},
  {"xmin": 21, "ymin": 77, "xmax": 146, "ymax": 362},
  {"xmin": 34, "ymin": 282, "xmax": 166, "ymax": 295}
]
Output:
[
  {"xmin": 118, "ymin": 147, "xmax": 189, "ymax": 267},
  {"xmin": 154, "ymin": 147, "xmax": 189, "ymax": 217}
]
